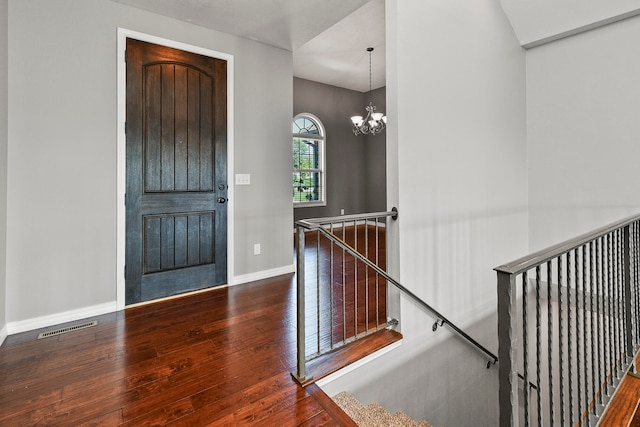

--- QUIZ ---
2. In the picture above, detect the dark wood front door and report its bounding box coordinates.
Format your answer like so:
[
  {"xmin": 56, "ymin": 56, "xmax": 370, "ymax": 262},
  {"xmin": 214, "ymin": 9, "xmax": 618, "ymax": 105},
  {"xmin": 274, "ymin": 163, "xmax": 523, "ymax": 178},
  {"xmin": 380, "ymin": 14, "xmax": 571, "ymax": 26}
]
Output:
[{"xmin": 125, "ymin": 38, "xmax": 227, "ymax": 305}]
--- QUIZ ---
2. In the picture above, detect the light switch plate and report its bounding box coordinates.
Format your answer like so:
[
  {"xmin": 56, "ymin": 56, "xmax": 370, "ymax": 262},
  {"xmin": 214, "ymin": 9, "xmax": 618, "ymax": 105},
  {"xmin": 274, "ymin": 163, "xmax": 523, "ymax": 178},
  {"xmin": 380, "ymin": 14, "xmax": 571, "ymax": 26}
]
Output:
[{"xmin": 236, "ymin": 174, "xmax": 251, "ymax": 185}]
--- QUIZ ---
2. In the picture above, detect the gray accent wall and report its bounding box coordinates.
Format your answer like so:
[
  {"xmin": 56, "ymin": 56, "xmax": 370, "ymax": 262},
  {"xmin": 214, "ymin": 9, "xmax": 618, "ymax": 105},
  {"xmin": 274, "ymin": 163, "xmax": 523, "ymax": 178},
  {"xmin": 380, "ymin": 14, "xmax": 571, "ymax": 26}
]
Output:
[
  {"xmin": 293, "ymin": 77, "xmax": 386, "ymax": 222},
  {"xmin": 364, "ymin": 86, "xmax": 386, "ymax": 214},
  {"xmin": 6, "ymin": 0, "xmax": 293, "ymax": 324},
  {"xmin": 0, "ymin": 0, "xmax": 7, "ymax": 341}
]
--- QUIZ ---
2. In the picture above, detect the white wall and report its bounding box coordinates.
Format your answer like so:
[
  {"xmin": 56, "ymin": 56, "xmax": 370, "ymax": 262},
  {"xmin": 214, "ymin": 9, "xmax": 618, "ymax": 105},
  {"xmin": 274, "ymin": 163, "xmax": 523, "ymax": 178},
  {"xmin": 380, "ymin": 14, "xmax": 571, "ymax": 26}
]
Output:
[
  {"xmin": 6, "ymin": 0, "xmax": 293, "ymax": 325},
  {"xmin": 499, "ymin": 0, "xmax": 640, "ymax": 46},
  {"xmin": 394, "ymin": 0, "xmax": 528, "ymax": 327},
  {"xmin": 323, "ymin": 0, "xmax": 528, "ymax": 425},
  {"xmin": 527, "ymin": 15, "xmax": 640, "ymax": 252},
  {"xmin": 0, "ymin": 0, "xmax": 8, "ymax": 344}
]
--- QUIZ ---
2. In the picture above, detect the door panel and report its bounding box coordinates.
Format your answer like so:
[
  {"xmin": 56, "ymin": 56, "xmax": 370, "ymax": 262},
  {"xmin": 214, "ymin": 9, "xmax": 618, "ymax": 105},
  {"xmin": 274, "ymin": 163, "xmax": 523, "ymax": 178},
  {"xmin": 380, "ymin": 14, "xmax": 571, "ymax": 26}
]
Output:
[
  {"xmin": 144, "ymin": 64, "xmax": 215, "ymax": 193},
  {"xmin": 126, "ymin": 38, "xmax": 227, "ymax": 305},
  {"xmin": 142, "ymin": 211, "xmax": 214, "ymax": 274}
]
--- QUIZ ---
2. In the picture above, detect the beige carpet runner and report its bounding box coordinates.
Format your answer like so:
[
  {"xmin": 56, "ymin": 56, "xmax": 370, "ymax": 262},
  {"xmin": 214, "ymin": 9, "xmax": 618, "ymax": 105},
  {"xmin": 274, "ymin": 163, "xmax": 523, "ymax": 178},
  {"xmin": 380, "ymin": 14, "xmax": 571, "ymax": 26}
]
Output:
[{"xmin": 332, "ymin": 391, "xmax": 434, "ymax": 427}]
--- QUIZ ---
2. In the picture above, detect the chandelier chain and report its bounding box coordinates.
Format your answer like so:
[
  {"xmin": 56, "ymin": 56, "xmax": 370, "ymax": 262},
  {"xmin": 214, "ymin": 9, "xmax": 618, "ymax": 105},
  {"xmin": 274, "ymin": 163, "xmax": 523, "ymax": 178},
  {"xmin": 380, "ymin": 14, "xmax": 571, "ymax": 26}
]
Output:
[{"xmin": 368, "ymin": 47, "xmax": 372, "ymax": 101}]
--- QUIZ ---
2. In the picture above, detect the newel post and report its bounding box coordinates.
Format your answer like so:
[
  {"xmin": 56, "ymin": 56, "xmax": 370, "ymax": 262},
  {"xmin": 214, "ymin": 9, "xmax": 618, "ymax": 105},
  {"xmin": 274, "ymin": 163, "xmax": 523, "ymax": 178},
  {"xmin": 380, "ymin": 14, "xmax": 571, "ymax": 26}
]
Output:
[
  {"xmin": 623, "ymin": 225, "xmax": 634, "ymax": 360},
  {"xmin": 295, "ymin": 225, "xmax": 307, "ymax": 382},
  {"xmin": 497, "ymin": 270, "xmax": 519, "ymax": 427}
]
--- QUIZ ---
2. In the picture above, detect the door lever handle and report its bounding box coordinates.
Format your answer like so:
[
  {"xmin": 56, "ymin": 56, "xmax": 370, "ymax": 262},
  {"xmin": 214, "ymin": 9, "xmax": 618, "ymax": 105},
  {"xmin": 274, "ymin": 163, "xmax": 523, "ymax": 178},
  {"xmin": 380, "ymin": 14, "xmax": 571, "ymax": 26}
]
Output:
[{"xmin": 217, "ymin": 197, "xmax": 227, "ymax": 204}]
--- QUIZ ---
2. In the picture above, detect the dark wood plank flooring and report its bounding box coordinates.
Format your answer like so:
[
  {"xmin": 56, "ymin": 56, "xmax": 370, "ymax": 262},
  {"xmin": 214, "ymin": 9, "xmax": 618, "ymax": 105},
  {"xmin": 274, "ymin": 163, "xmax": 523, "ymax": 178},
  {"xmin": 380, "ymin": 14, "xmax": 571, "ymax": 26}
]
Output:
[
  {"xmin": 599, "ymin": 373, "xmax": 640, "ymax": 426},
  {"xmin": 0, "ymin": 275, "xmax": 364, "ymax": 426},
  {"xmin": 600, "ymin": 353, "xmax": 640, "ymax": 426},
  {"xmin": 0, "ymin": 224, "xmax": 396, "ymax": 426}
]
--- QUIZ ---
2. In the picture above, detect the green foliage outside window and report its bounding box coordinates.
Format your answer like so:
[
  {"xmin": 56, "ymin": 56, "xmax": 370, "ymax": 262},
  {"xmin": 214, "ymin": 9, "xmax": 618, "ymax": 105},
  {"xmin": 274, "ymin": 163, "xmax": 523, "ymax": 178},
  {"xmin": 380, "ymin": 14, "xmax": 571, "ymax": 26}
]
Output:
[{"xmin": 292, "ymin": 115, "xmax": 324, "ymax": 205}]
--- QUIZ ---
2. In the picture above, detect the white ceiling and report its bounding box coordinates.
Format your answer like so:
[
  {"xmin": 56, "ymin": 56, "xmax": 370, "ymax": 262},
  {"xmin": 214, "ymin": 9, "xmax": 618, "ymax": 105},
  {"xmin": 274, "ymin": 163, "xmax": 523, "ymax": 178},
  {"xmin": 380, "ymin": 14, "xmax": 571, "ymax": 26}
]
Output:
[
  {"xmin": 110, "ymin": 0, "xmax": 370, "ymax": 50},
  {"xmin": 111, "ymin": 0, "xmax": 640, "ymax": 93},
  {"xmin": 294, "ymin": 0, "xmax": 385, "ymax": 93},
  {"xmin": 110, "ymin": 0, "xmax": 383, "ymax": 92}
]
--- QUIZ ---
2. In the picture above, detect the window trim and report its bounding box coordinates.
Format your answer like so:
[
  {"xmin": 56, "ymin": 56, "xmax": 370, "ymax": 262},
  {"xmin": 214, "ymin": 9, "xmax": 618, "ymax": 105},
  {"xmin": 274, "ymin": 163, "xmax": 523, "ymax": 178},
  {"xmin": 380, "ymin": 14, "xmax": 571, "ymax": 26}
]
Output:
[{"xmin": 293, "ymin": 113, "xmax": 326, "ymax": 208}]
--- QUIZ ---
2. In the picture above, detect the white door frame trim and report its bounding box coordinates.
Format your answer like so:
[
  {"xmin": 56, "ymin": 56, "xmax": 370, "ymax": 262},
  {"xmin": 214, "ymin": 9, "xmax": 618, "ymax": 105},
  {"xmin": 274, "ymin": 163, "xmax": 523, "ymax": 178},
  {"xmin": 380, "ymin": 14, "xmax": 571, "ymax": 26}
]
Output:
[{"xmin": 116, "ymin": 28, "xmax": 235, "ymax": 310}]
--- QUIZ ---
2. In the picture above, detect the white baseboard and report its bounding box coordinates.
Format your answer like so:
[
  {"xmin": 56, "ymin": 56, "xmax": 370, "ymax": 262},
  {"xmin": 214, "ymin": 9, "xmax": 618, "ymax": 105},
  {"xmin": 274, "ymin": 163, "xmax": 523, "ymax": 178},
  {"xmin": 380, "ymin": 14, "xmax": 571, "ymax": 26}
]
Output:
[
  {"xmin": 0, "ymin": 324, "xmax": 7, "ymax": 346},
  {"xmin": 6, "ymin": 301, "xmax": 117, "ymax": 335},
  {"xmin": 4, "ymin": 264, "xmax": 296, "ymax": 336},
  {"xmin": 233, "ymin": 264, "xmax": 295, "ymax": 286}
]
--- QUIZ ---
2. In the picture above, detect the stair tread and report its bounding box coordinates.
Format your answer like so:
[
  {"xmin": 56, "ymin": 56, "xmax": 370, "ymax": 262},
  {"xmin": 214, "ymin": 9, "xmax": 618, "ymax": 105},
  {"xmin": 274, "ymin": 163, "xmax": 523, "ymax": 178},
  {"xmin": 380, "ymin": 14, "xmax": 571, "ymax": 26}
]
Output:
[
  {"xmin": 366, "ymin": 402, "xmax": 395, "ymax": 424},
  {"xmin": 333, "ymin": 392, "xmax": 434, "ymax": 427},
  {"xmin": 333, "ymin": 392, "xmax": 370, "ymax": 425}
]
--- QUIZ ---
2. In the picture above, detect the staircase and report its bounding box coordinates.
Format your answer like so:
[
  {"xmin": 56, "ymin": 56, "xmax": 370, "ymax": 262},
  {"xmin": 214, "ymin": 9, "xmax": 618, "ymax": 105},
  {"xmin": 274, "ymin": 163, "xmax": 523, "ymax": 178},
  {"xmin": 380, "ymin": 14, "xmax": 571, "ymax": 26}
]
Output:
[{"xmin": 333, "ymin": 392, "xmax": 434, "ymax": 427}]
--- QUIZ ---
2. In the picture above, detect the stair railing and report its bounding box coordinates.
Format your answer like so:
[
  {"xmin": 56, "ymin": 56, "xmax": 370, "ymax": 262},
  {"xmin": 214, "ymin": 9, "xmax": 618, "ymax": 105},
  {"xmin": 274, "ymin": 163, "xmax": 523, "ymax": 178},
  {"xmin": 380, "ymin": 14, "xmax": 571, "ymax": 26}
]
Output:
[
  {"xmin": 496, "ymin": 213, "xmax": 640, "ymax": 427},
  {"xmin": 294, "ymin": 208, "xmax": 498, "ymax": 383}
]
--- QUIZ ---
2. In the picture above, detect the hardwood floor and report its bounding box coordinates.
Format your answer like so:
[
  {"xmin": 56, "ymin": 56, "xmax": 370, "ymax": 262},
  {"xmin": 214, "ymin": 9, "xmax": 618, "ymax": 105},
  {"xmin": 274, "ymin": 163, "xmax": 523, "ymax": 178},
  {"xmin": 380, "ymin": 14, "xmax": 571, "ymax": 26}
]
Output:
[
  {"xmin": 0, "ymin": 276, "xmax": 362, "ymax": 426},
  {"xmin": 599, "ymin": 372, "xmax": 640, "ymax": 426},
  {"xmin": 0, "ymin": 224, "xmax": 394, "ymax": 426},
  {"xmin": 600, "ymin": 353, "xmax": 640, "ymax": 426}
]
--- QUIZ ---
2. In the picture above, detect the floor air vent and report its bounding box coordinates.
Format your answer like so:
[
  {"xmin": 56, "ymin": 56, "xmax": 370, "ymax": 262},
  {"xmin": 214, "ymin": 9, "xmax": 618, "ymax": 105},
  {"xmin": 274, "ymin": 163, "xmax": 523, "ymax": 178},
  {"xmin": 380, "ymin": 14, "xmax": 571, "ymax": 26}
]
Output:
[{"xmin": 37, "ymin": 320, "xmax": 98, "ymax": 339}]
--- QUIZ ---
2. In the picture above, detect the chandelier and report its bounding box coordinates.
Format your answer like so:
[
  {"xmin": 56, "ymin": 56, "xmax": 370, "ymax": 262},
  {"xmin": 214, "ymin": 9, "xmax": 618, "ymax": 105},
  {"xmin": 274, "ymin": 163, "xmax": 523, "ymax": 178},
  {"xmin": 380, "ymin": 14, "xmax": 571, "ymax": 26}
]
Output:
[{"xmin": 350, "ymin": 47, "xmax": 386, "ymax": 136}]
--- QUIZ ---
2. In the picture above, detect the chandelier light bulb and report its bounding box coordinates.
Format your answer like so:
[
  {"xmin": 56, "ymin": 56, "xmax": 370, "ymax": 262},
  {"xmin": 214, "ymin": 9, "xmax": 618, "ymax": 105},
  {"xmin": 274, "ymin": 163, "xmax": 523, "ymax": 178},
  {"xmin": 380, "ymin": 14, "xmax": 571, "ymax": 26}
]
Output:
[{"xmin": 351, "ymin": 115, "xmax": 364, "ymax": 126}]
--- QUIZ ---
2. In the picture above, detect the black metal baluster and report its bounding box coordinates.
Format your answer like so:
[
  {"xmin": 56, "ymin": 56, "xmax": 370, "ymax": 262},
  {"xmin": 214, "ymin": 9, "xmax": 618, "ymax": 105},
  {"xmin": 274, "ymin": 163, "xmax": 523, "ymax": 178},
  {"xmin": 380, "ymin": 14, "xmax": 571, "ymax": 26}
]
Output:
[
  {"xmin": 536, "ymin": 266, "xmax": 543, "ymax": 426},
  {"xmin": 619, "ymin": 229, "xmax": 624, "ymax": 376},
  {"xmin": 607, "ymin": 233, "xmax": 614, "ymax": 388},
  {"xmin": 577, "ymin": 247, "xmax": 583, "ymax": 426},
  {"xmin": 523, "ymin": 271, "xmax": 530, "ymax": 427},
  {"xmin": 612, "ymin": 231, "xmax": 617, "ymax": 380},
  {"xmin": 623, "ymin": 226, "xmax": 632, "ymax": 365},
  {"xmin": 559, "ymin": 253, "xmax": 566, "ymax": 426},
  {"xmin": 547, "ymin": 260, "xmax": 555, "ymax": 426},
  {"xmin": 582, "ymin": 244, "xmax": 589, "ymax": 426},
  {"xmin": 614, "ymin": 230, "xmax": 621, "ymax": 379},
  {"xmin": 596, "ymin": 238, "xmax": 603, "ymax": 407},
  {"xmin": 590, "ymin": 241, "xmax": 596, "ymax": 418},
  {"xmin": 631, "ymin": 222, "xmax": 640, "ymax": 352},
  {"xmin": 629, "ymin": 222, "xmax": 638, "ymax": 350},
  {"xmin": 568, "ymin": 251, "xmax": 574, "ymax": 425},
  {"xmin": 636, "ymin": 222, "xmax": 640, "ymax": 347}
]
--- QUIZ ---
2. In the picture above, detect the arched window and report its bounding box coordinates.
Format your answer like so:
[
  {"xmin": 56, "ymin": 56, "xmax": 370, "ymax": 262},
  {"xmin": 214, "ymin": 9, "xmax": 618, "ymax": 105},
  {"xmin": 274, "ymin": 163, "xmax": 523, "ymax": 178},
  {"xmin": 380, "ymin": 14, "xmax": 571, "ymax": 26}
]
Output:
[{"xmin": 293, "ymin": 113, "xmax": 326, "ymax": 207}]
